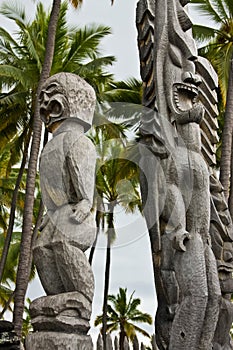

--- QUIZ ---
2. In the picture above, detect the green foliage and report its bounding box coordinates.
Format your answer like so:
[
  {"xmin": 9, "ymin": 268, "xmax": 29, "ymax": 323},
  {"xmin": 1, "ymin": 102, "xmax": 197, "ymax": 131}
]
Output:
[
  {"xmin": 0, "ymin": 0, "xmax": 143, "ymax": 334},
  {"xmin": 95, "ymin": 287, "xmax": 152, "ymax": 343},
  {"xmin": 91, "ymin": 124, "xmax": 141, "ymax": 214},
  {"xmin": 0, "ymin": 0, "xmax": 118, "ymax": 256},
  {"xmin": 191, "ymin": 0, "xmax": 233, "ymax": 104},
  {"xmin": 22, "ymin": 298, "xmax": 33, "ymax": 338}
]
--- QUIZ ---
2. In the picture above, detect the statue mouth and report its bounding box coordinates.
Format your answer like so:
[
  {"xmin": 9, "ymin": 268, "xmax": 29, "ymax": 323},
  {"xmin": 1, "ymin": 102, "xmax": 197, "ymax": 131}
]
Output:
[
  {"xmin": 218, "ymin": 264, "xmax": 233, "ymax": 273},
  {"xmin": 173, "ymin": 83, "xmax": 199, "ymax": 112},
  {"xmin": 40, "ymin": 108, "xmax": 51, "ymax": 125},
  {"xmin": 40, "ymin": 100, "xmax": 63, "ymax": 125}
]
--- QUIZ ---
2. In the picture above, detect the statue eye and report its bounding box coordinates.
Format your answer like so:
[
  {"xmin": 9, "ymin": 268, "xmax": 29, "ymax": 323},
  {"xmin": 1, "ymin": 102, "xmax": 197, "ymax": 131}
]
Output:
[
  {"xmin": 50, "ymin": 100, "xmax": 62, "ymax": 116},
  {"xmin": 169, "ymin": 44, "xmax": 182, "ymax": 68},
  {"xmin": 39, "ymin": 90, "xmax": 44, "ymax": 102},
  {"xmin": 45, "ymin": 83, "xmax": 59, "ymax": 94}
]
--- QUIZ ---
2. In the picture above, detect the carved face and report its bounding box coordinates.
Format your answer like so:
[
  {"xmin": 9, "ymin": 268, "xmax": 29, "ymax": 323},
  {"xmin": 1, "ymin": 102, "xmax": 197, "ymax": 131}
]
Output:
[
  {"xmin": 163, "ymin": 37, "xmax": 206, "ymax": 126},
  {"xmin": 211, "ymin": 224, "xmax": 233, "ymax": 289},
  {"xmin": 155, "ymin": 0, "xmax": 205, "ymax": 124},
  {"xmin": 219, "ymin": 242, "xmax": 233, "ymax": 275},
  {"xmin": 39, "ymin": 73, "xmax": 96, "ymax": 132},
  {"xmin": 39, "ymin": 80, "xmax": 70, "ymax": 131}
]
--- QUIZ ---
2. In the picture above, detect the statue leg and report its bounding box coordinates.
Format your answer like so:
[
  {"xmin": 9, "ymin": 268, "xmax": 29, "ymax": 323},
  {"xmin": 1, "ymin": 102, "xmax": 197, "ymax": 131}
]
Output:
[
  {"xmin": 52, "ymin": 240, "xmax": 94, "ymax": 302},
  {"xmin": 155, "ymin": 234, "xmax": 179, "ymax": 350},
  {"xmin": 162, "ymin": 183, "xmax": 186, "ymax": 236},
  {"xmin": 155, "ymin": 183, "xmax": 187, "ymax": 349},
  {"xmin": 33, "ymin": 220, "xmax": 65, "ymax": 295},
  {"xmin": 186, "ymin": 171, "xmax": 221, "ymax": 349},
  {"xmin": 170, "ymin": 234, "xmax": 208, "ymax": 350},
  {"xmin": 198, "ymin": 245, "xmax": 221, "ymax": 350}
]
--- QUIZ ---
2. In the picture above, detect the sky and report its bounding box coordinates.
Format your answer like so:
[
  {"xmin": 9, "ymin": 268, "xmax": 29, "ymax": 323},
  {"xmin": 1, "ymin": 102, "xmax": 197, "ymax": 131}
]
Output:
[{"xmin": 0, "ymin": 0, "xmax": 212, "ymax": 347}]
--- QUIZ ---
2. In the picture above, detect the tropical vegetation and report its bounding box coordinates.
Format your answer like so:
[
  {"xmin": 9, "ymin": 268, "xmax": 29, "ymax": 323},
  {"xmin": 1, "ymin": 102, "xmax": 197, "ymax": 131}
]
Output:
[
  {"xmin": 191, "ymin": 0, "xmax": 233, "ymax": 214},
  {"xmin": 88, "ymin": 122, "xmax": 141, "ymax": 350},
  {"xmin": 95, "ymin": 287, "xmax": 153, "ymax": 350},
  {"xmin": 0, "ymin": 0, "xmax": 142, "ymax": 343}
]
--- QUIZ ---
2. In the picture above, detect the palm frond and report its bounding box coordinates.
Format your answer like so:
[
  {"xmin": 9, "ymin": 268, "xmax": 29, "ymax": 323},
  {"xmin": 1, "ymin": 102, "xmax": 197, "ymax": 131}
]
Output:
[
  {"xmin": 63, "ymin": 25, "xmax": 112, "ymax": 70},
  {"xmin": 209, "ymin": 0, "xmax": 229, "ymax": 21},
  {"xmin": 223, "ymin": 0, "xmax": 233, "ymax": 17},
  {"xmin": 192, "ymin": 24, "xmax": 216, "ymax": 42},
  {"xmin": 127, "ymin": 323, "xmax": 151, "ymax": 339},
  {"xmin": 0, "ymin": 1, "xmax": 27, "ymax": 26},
  {"xmin": 190, "ymin": 0, "xmax": 225, "ymax": 24}
]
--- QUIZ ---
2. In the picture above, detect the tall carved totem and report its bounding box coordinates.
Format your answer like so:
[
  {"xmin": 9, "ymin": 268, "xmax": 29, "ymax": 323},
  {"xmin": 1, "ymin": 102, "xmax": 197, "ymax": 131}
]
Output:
[
  {"xmin": 136, "ymin": 0, "xmax": 233, "ymax": 349},
  {"xmin": 26, "ymin": 73, "xmax": 96, "ymax": 350}
]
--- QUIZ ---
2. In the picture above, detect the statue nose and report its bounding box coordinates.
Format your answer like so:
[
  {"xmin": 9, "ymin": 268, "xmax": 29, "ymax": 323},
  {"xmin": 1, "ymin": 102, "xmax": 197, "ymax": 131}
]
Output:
[
  {"xmin": 224, "ymin": 251, "xmax": 233, "ymax": 263},
  {"xmin": 182, "ymin": 71, "xmax": 202, "ymax": 86},
  {"xmin": 40, "ymin": 91, "xmax": 49, "ymax": 104},
  {"xmin": 43, "ymin": 94, "xmax": 50, "ymax": 103}
]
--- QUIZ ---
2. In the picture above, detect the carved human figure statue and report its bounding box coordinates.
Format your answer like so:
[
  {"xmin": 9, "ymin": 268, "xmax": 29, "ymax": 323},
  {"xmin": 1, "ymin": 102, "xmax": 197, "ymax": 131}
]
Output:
[
  {"xmin": 137, "ymin": 0, "xmax": 222, "ymax": 349},
  {"xmin": 31, "ymin": 73, "xmax": 96, "ymax": 338}
]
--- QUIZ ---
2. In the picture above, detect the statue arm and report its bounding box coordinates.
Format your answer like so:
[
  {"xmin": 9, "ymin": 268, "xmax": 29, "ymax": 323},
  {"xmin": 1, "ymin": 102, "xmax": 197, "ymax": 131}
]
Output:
[{"xmin": 66, "ymin": 136, "xmax": 96, "ymax": 224}]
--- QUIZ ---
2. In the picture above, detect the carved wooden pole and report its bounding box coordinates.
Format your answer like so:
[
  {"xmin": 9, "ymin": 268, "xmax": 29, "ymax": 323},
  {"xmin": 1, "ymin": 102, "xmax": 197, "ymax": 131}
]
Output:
[
  {"xmin": 136, "ymin": 0, "xmax": 233, "ymax": 349},
  {"xmin": 25, "ymin": 73, "xmax": 97, "ymax": 350}
]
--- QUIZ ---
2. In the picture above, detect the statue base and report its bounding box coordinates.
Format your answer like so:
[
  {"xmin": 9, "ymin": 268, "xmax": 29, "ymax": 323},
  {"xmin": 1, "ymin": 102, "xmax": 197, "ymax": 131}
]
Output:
[
  {"xmin": 0, "ymin": 321, "xmax": 22, "ymax": 350},
  {"xmin": 25, "ymin": 332, "xmax": 93, "ymax": 350}
]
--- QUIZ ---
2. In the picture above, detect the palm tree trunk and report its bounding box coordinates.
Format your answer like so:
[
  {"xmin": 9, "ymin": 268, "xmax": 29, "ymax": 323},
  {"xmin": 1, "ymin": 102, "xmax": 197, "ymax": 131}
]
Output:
[
  {"xmin": 89, "ymin": 221, "xmax": 100, "ymax": 265},
  {"xmin": 0, "ymin": 291, "xmax": 15, "ymax": 319},
  {"xmin": 228, "ymin": 132, "xmax": 233, "ymax": 218},
  {"xmin": 119, "ymin": 324, "xmax": 126, "ymax": 350},
  {"xmin": 89, "ymin": 209, "xmax": 102, "ymax": 265},
  {"xmin": 220, "ymin": 56, "xmax": 233, "ymax": 202},
  {"xmin": 102, "ymin": 205, "xmax": 114, "ymax": 350},
  {"xmin": 89, "ymin": 197, "xmax": 104, "ymax": 265},
  {"xmin": 13, "ymin": 0, "xmax": 61, "ymax": 337},
  {"xmin": 0, "ymin": 132, "xmax": 31, "ymax": 284}
]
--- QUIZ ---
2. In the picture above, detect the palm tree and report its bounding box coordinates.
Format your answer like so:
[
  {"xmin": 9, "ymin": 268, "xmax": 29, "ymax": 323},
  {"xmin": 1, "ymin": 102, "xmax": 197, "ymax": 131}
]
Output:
[
  {"xmin": 191, "ymin": 0, "xmax": 233, "ymax": 211},
  {"xmin": 0, "ymin": 0, "xmax": 139, "ymax": 338},
  {"xmin": 0, "ymin": 133, "xmax": 31, "ymax": 285},
  {"xmin": 0, "ymin": 164, "xmax": 38, "ymax": 319},
  {"xmin": 88, "ymin": 78, "xmax": 142, "ymax": 267},
  {"xmin": 0, "ymin": 0, "xmax": 116, "ymax": 337},
  {"xmin": 95, "ymin": 287, "xmax": 153, "ymax": 350},
  {"xmin": 13, "ymin": 0, "xmax": 74, "ymax": 336},
  {"xmin": 91, "ymin": 125, "xmax": 141, "ymax": 349}
]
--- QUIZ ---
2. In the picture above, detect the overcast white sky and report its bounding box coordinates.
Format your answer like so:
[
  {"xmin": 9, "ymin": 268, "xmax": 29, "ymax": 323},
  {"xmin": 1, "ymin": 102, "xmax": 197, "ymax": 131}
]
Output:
[{"xmin": 0, "ymin": 0, "xmax": 212, "ymax": 347}]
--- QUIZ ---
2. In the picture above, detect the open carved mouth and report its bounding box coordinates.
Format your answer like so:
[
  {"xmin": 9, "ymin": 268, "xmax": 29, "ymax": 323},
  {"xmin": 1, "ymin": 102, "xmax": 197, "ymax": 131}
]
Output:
[
  {"xmin": 40, "ymin": 108, "xmax": 51, "ymax": 124},
  {"xmin": 173, "ymin": 83, "xmax": 199, "ymax": 112},
  {"xmin": 218, "ymin": 264, "xmax": 233, "ymax": 273},
  {"xmin": 40, "ymin": 100, "xmax": 63, "ymax": 125}
]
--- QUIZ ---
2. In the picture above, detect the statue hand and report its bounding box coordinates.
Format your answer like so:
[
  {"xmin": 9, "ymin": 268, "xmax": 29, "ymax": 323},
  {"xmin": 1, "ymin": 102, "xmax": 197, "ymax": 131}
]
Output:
[
  {"xmin": 172, "ymin": 231, "xmax": 191, "ymax": 252},
  {"xmin": 39, "ymin": 213, "xmax": 49, "ymax": 231},
  {"xmin": 70, "ymin": 200, "xmax": 91, "ymax": 224}
]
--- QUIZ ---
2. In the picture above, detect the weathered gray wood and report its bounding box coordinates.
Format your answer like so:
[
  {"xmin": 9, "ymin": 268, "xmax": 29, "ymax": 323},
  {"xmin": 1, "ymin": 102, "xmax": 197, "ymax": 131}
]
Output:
[
  {"xmin": 106, "ymin": 334, "xmax": 113, "ymax": 350},
  {"xmin": 140, "ymin": 343, "xmax": 145, "ymax": 350},
  {"xmin": 133, "ymin": 335, "xmax": 139, "ymax": 350},
  {"xmin": 114, "ymin": 336, "xmax": 119, "ymax": 350},
  {"xmin": 123, "ymin": 337, "xmax": 130, "ymax": 350},
  {"xmin": 136, "ymin": 1, "xmax": 232, "ymax": 349},
  {"xmin": 151, "ymin": 334, "xmax": 158, "ymax": 350},
  {"xmin": 210, "ymin": 172, "xmax": 233, "ymax": 349},
  {"xmin": 26, "ymin": 73, "xmax": 96, "ymax": 349},
  {"xmin": 97, "ymin": 334, "xmax": 103, "ymax": 350},
  {"xmin": 25, "ymin": 332, "xmax": 93, "ymax": 350},
  {"xmin": 0, "ymin": 321, "xmax": 22, "ymax": 349}
]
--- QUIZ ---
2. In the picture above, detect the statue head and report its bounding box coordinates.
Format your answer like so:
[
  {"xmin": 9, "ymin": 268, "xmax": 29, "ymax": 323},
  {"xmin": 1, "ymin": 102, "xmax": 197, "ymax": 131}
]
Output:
[
  {"xmin": 155, "ymin": 0, "xmax": 204, "ymax": 124},
  {"xmin": 39, "ymin": 73, "xmax": 96, "ymax": 132}
]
